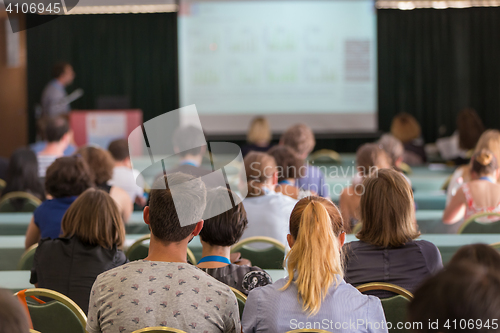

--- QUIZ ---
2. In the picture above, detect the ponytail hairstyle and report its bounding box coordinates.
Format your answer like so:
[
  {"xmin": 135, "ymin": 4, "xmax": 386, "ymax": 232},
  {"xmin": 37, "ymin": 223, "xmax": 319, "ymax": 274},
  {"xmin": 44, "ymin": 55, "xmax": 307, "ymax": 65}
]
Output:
[
  {"xmin": 471, "ymin": 149, "xmax": 498, "ymax": 177},
  {"xmin": 243, "ymin": 152, "xmax": 277, "ymax": 197},
  {"xmin": 282, "ymin": 196, "xmax": 344, "ymax": 316}
]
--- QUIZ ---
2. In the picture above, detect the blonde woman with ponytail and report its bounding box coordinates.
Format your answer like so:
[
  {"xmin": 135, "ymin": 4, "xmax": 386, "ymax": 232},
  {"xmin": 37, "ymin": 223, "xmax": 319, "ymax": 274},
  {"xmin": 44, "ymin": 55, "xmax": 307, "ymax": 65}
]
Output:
[
  {"xmin": 444, "ymin": 149, "xmax": 500, "ymax": 224},
  {"xmin": 242, "ymin": 197, "xmax": 387, "ymax": 333},
  {"xmin": 240, "ymin": 152, "xmax": 297, "ymax": 248}
]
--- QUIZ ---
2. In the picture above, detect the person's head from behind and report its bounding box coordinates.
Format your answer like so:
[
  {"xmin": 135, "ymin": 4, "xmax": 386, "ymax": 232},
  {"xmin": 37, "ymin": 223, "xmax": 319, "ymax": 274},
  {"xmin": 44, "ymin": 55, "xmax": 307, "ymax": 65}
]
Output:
[
  {"xmin": 280, "ymin": 124, "xmax": 315, "ymax": 160},
  {"xmin": 52, "ymin": 61, "xmax": 75, "ymax": 86},
  {"xmin": 409, "ymin": 263, "xmax": 500, "ymax": 333},
  {"xmin": 3, "ymin": 148, "xmax": 43, "ymax": 195},
  {"xmin": 357, "ymin": 168, "xmax": 419, "ymax": 247},
  {"xmin": 470, "ymin": 149, "xmax": 499, "ymax": 180},
  {"xmin": 267, "ymin": 145, "xmax": 303, "ymax": 182},
  {"xmin": 283, "ymin": 196, "xmax": 344, "ymax": 315},
  {"xmin": 377, "ymin": 134, "xmax": 404, "ymax": 168},
  {"xmin": 457, "ymin": 108, "xmax": 485, "ymax": 151},
  {"xmin": 356, "ymin": 143, "xmax": 391, "ymax": 177},
  {"xmin": 45, "ymin": 156, "xmax": 93, "ymax": 199},
  {"xmin": 247, "ymin": 116, "xmax": 271, "ymax": 146},
  {"xmin": 199, "ymin": 187, "xmax": 248, "ymax": 247},
  {"xmin": 145, "ymin": 172, "xmax": 207, "ymax": 246},
  {"xmin": 0, "ymin": 288, "xmax": 30, "ymax": 333},
  {"xmin": 448, "ymin": 244, "xmax": 500, "ymax": 272},
  {"xmin": 108, "ymin": 138, "xmax": 131, "ymax": 167},
  {"xmin": 61, "ymin": 188, "xmax": 125, "ymax": 249},
  {"xmin": 44, "ymin": 116, "xmax": 70, "ymax": 144},
  {"xmin": 243, "ymin": 152, "xmax": 277, "ymax": 197},
  {"xmin": 77, "ymin": 146, "xmax": 115, "ymax": 186},
  {"xmin": 475, "ymin": 130, "xmax": 500, "ymax": 167},
  {"xmin": 172, "ymin": 126, "xmax": 206, "ymax": 160},
  {"xmin": 390, "ymin": 112, "xmax": 421, "ymax": 144}
]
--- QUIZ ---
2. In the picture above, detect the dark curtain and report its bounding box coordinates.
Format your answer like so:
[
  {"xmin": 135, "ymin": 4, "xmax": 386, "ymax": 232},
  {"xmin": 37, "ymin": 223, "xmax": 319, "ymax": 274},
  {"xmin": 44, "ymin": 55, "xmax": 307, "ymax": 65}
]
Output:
[
  {"xmin": 378, "ymin": 7, "xmax": 500, "ymax": 143},
  {"xmin": 26, "ymin": 13, "xmax": 179, "ymax": 143}
]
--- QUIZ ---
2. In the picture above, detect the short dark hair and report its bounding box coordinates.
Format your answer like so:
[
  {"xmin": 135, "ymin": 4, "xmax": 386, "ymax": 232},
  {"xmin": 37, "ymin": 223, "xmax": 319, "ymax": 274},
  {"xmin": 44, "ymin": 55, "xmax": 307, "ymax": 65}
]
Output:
[
  {"xmin": 281, "ymin": 124, "xmax": 315, "ymax": 156},
  {"xmin": 52, "ymin": 61, "xmax": 71, "ymax": 79},
  {"xmin": 457, "ymin": 108, "xmax": 484, "ymax": 151},
  {"xmin": 45, "ymin": 156, "xmax": 93, "ymax": 198},
  {"xmin": 448, "ymin": 244, "xmax": 500, "ymax": 272},
  {"xmin": 108, "ymin": 139, "xmax": 130, "ymax": 162},
  {"xmin": 0, "ymin": 288, "xmax": 30, "ymax": 333},
  {"xmin": 172, "ymin": 126, "xmax": 206, "ymax": 157},
  {"xmin": 45, "ymin": 116, "xmax": 69, "ymax": 143},
  {"xmin": 409, "ymin": 263, "xmax": 500, "ymax": 333},
  {"xmin": 199, "ymin": 187, "xmax": 248, "ymax": 247},
  {"xmin": 148, "ymin": 173, "xmax": 207, "ymax": 243},
  {"xmin": 267, "ymin": 145, "xmax": 304, "ymax": 181}
]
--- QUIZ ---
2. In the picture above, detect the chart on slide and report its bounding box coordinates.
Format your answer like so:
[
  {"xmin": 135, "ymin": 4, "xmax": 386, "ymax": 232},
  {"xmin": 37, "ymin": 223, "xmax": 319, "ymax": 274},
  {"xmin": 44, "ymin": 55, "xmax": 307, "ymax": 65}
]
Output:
[{"xmin": 178, "ymin": 0, "xmax": 377, "ymax": 115}]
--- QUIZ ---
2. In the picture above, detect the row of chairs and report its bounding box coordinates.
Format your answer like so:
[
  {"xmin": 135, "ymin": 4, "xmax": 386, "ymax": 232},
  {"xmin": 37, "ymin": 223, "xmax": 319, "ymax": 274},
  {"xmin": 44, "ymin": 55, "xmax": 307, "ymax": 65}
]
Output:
[{"xmin": 16, "ymin": 282, "xmax": 412, "ymax": 333}]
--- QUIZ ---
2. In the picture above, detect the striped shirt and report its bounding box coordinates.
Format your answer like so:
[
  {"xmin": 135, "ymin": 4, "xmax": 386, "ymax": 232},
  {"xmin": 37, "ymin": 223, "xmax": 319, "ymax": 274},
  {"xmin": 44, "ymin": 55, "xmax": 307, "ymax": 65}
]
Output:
[{"xmin": 37, "ymin": 154, "xmax": 58, "ymax": 178}]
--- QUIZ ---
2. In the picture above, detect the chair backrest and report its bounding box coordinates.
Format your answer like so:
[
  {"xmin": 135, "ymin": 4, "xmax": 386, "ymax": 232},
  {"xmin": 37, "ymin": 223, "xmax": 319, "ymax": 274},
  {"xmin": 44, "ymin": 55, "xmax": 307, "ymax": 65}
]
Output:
[
  {"xmin": 286, "ymin": 329, "xmax": 332, "ymax": 333},
  {"xmin": 308, "ymin": 149, "xmax": 341, "ymax": 164},
  {"xmin": 18, "ymin": 243, "xmax": 38, "ymax": 270},
  {"xmin": 231, "ymin": 236, "xmax": 286, "ymax": 270},
  {"xmin": 490, "ymin": 242, "xmax": 500, "ymax": 250},
  {"xmin": 126, "ymin": 234, "xmax": 197, "ymax": 264},
  {"xmin": 230, "ymin": 287, "xmax": 247, "ymax": 319},
  {"xmin": 458, "ymin": 212, "xmax": 500, "ymax": 234},
  {"xmin": 0, "ymin": 192, "xmax": 42, "ymax": 213},
  {"xmin": 29, "ymin": 330, "xmax": 41, "ymax": 333},
  {"xmin": 356, "ymin": 283, "xmax": 413, "ymax": 333},
  {"xmin": 16, "ymin": 288, "xmax": 87, "ymax": 333},
  {"xmin": 131, "ymin": 327, "xmax": 188, "ymax": 333}
]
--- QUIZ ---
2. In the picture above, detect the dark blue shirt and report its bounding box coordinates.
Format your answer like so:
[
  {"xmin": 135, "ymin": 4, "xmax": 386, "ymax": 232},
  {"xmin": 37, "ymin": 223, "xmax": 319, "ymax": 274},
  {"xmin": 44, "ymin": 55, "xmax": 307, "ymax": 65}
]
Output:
[{"xmin": 33, "ymin": 196, "xmax": 78, "ymax": 239}]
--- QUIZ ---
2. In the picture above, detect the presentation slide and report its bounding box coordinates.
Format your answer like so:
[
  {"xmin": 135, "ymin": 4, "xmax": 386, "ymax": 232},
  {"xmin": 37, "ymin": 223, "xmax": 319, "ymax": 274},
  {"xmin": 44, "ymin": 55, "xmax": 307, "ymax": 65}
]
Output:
[{"xmin": 178, "ymin": 0, "xmax": 377, "ymax": 134}]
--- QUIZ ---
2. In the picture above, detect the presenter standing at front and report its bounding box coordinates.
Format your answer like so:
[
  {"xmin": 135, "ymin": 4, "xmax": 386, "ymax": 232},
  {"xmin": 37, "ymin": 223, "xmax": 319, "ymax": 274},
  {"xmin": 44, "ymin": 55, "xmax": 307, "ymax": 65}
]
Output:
[{"xmin": 41, "ymin": 62, "xmax": 83, "ymax": 117}]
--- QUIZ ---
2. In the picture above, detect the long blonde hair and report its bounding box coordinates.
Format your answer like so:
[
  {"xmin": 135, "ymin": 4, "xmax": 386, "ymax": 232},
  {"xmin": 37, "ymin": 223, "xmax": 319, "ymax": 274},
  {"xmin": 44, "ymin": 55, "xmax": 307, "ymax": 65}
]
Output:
[{"xmin": 282, "ymin": 197, "xmax": 344, "ymax": 316}]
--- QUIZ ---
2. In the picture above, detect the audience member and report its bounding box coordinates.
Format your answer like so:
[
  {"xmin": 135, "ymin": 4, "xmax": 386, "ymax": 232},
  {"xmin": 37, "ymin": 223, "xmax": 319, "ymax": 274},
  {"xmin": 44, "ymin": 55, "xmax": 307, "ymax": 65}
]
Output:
[
  {"xmin": 436, "ymin": 108, "xmax": 484, "ymax": 164},
  {"xmin": 281, "ymin": 124, "xmax": 329, "ymax": 198},
  {"xmin": 25, "ymin": 156, "xmax": 93, "ymax": 249},
  {"xmin": 198, "ymin": 187, "xmax": 273, "ymax": 295},
  {"xmin": 163, "ymin": 125, "xmax": 219, "ymax": 188},
  {"xmin": 344, "ymin": 169, "xmax": 442, "ymax": 297},
  {"xmin": 447, "ymin": 129, "xmax": 500, "ymax": 203},
  {"xmin": 377, "ymin": 134, "xmax": 405, "ymax": 171},
  {"xmin": 443, "ymin": 149, "xmax": 500, "ymax": 224},
  {"xmin": 108, "ymin": 138, "xmax": 146, "ymax": 206},
  {"xmin": 448, "ymin": 243, "xmax": 500, "ymax": 271},
  {"xmin": 30, "ymin": 188, "xmax": 127, "ymax": 313},
  {"xmin": 0, "ymin": 288, "xmax": 31, "ymax": 333},
  {"xmin": 241, "ymin": 116, "xmax": 272, "ymax": 157},
  {"xmin": 391, "ymin": 113, "xmax": 427, "ymax": 165},
  {"xmin": 242, "ymin": 197, "xmax": 387, "ymax": 333},
  {"xmin": 408, "ymin": 263, "xmax": 500, "ymax": 333},
  {"xmin": 36, "ymin": 116, "xmax": 71, "ymax": 177},
  {"xmin": 339, "ymin": 143, "xmax": 391, "ymax": 231},
  {"xmin": 77, "ymin": 146, "xmax": 133, "ymax": 222},
  {"xmin": 268, "ymin": 145, "xmax": 314, "ymax": 199},
  {"xmin": 1, "ymin": 148, "xmax": 45, "ymax": 210},
  {"xmin": 87, "ymin": 173, "xmax": 240, "ymax": 333},
  {"xmin": 240, "ymin": 152, "xmax": 297, "ymax": 248}
]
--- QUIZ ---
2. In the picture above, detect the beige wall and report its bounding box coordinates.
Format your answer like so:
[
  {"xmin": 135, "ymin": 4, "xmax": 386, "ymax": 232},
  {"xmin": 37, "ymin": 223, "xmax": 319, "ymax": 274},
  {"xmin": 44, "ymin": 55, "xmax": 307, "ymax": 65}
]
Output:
[{"xmin": 0, "ymin": 10, "xmax": 27, "ymax": 158}]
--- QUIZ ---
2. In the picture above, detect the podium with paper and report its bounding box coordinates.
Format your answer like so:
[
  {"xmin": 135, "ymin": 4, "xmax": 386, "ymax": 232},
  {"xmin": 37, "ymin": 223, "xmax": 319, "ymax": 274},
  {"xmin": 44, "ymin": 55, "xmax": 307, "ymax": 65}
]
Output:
[{"xmin": 69, "ymin": 109, "xmax": 143, "ymax": 153}]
